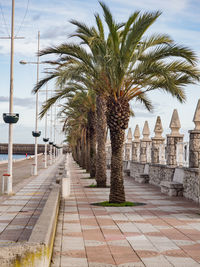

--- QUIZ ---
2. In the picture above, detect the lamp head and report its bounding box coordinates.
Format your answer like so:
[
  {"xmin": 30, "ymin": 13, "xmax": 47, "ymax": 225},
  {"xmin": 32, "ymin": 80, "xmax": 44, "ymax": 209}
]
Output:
[{"xmin": 19, "ymin": 60, "xmax": 27, "ymax": 65}]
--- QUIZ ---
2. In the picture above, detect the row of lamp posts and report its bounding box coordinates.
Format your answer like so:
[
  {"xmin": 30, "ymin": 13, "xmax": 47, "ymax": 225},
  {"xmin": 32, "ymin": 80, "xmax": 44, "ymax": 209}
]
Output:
[
  {"xmin": 2, "ymin": 0, "xmax": 61, "ymax": 195},
  {"xmin": 19, "ymin": 32, "xmax": 60, "ymax": 173}
]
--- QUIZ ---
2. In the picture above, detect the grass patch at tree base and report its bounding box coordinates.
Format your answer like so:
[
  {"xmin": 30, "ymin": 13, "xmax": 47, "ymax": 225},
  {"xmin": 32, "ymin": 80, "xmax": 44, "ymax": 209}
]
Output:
[
  {"xmin": 85, "ymin": 184, "xmax": 110, "ymax": 188},
  {"xmin": 91, "ymin": 201, "xmax": 146, "ymax": 207}
]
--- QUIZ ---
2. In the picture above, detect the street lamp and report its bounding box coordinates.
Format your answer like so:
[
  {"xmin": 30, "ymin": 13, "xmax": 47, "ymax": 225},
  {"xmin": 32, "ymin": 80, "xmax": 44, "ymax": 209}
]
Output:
[
  {"xmin": 49, "ymin": 101, "xmax": 53, "ymax": 165},
  {"xmin": 20, "ymin": 31, "xmax": 41, "ymax": 176},
  {"xmin": 42, "ymin": 85, "xmax": 49, "ymax": 168},
  {"xmin": 53, "ymin": 104, "xmax": 56, "ymax": 162},
  {"xmin": 2, "ymin": 0, "xmax": 19, "ymax": 194}
]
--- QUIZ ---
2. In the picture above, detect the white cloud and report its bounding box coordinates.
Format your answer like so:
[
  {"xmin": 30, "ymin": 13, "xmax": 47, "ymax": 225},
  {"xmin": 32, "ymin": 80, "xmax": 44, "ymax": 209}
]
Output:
[{"xmin": 109, "ymin": 0, "xmax": 189, "ymax": 12}]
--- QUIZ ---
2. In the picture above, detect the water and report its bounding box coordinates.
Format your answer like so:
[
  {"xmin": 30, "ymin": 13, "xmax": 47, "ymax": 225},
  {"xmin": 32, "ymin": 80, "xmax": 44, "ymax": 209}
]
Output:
[{"xmin": 0, "ymin": 154, "xmax": 28, "ymax": 161}]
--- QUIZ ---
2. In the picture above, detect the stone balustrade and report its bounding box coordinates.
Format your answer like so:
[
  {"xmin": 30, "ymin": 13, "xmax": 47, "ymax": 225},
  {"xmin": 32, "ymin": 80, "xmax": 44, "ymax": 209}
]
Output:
[{"xmin": 105, "ymin": 99, "xmax": 200, "ymax": 203}]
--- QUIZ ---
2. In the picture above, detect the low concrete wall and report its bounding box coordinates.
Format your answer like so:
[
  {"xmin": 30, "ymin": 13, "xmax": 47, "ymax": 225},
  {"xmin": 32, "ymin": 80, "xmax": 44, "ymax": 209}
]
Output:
[
  {"xmin": 129, "ymin": 160, "xmax": 200, "ymax": 203},
  {"xmin": 0, "ymin": 184, "xmax": 61, "ymax": 267}
]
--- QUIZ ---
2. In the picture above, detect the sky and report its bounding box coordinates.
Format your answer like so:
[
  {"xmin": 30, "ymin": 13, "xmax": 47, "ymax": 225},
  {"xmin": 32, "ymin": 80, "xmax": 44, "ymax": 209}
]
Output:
[{"xmin": 0, "ymin": 0, "xmax": 200, "ymax": 144}]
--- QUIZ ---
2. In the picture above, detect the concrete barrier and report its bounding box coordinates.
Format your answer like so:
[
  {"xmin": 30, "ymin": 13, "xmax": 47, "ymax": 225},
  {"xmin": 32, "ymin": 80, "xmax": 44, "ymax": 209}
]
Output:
[
  {"xmin": 62, "ymin": 177, "xmax": 70, "ymax": 198},
  {"xmin": 0, "ymin": 184, "xmax": 61, "ymax": 267}
]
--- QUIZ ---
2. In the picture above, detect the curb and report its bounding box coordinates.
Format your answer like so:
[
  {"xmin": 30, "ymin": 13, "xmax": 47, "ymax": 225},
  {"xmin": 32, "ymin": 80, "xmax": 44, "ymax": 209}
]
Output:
[{"xmin": 0, "ymin": 164, "xmax": 63, "ymax": 266}]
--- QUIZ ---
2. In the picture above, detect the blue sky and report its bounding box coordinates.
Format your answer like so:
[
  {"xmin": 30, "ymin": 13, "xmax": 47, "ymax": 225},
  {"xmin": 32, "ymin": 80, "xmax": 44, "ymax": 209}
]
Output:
[{"xmin": 0, "ymin": 0, "xmax": 200, "ymax": 144}]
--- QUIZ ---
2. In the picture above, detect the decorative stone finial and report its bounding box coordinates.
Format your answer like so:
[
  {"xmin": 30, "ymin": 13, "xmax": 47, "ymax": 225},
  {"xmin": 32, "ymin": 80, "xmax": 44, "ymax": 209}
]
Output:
[
  {"xmin": 169, "ymin": 109, "xmax": 181, "ymax": 135},
  {"xmin": 127, "ymin": 128, "xmax": 132, "ymax": 142},
  {"xmin": 193, "ymin": 99, "xmax": 200, "ymax": 130},
  {"xmin": 134, "ymin": 124, "xmax": 140, "ymax": 141},
  {"xmin": 154, "ymin": 116, "xmax": 163, "ymax": 138},
  {"xmin": 142, "ymin": 121, "xmax": 150, "ymax": 140}
]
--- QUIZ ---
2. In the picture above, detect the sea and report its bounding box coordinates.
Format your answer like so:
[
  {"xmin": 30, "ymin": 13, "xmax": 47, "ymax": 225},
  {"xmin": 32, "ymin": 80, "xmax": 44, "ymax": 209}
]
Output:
[{"xmin": 0, "ymin": 154, "xmax": 28, "ymax": 161}]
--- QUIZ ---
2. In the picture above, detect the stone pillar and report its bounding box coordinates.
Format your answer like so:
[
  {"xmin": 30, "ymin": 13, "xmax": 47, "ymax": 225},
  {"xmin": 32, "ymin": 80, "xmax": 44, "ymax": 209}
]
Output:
[
  {"xmin": 159, "ymin": 143, "xmax": 166, "ymax": 165},
  {"xmin": 132, "ymin": 125, "xmax": 140, "ymax": 161},
  {"xmin": 125, "ymin": 128, "xmax": 132, "ymax": 160},
  {"xmin": 176, "ymin": 142, "xmax": 189, "ymax": 166},
  {"xmin": 189, "ymin": 99, "xmax": 200, "ymax": 168},
  {"xmin": 151, "ymin": 116, "xmax": 165, "ymax": 164},
  {"xmin": 140, "ymin": 121, "xmax": 152, "ymax": 163},
  {"xmin": 166, "ymin": 109, "xmax": 184, "ymax": 166}
]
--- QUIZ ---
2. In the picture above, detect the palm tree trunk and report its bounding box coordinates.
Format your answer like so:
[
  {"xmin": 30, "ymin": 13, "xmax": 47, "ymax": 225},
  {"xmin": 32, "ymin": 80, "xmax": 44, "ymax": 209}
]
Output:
[
  {"xmin": 86, "ymin": 128, "xmax": 90, "ymax": 173},
  {"xmin": 73, "ymin": 147, "xmax": 77, "ymax": 162},
  {"xmin": 88, "ymin": 110, "xmax": 96, "ymax": 178},
  {"xmin": 109, "ymin": 128, "xmax": 125, "ymax": 203},
  {"xmin": 81, "ymin": 130, "xmax": 86, "ymax": 169},
  {"xmin": 106, "ymin": 96, "xmax": 130, "ymax": 203},
  {"xmin": 77, "ymin": 139, "xmax": 81, "ymax": 165},
  {"xmin": 96, "ymin": 95, "xmax": 107, "ymax": 187}
]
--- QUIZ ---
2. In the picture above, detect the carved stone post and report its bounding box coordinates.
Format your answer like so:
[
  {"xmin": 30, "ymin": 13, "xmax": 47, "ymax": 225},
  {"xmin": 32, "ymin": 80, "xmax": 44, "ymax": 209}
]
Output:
[
  {"xmin": 125, "ymin": 128, "xmax": 132, "ymax": 160},
  {"xmin": 140, "ymin": 121, "xmax": 152, "ymax": 163},
  {"xmin": 151, "ymin": 116, "xmax": 165, "ymax": 164},
  {"xmin": 166, "ymin": 109, "xmax": 184, "ymax": 166},
  {"xmin": 132, "ymin": 125, "xmax": 140, "ymax": 161},
  {"xmin": 189, "ymin": 99, "xmax": 200, "ymax": 168}
]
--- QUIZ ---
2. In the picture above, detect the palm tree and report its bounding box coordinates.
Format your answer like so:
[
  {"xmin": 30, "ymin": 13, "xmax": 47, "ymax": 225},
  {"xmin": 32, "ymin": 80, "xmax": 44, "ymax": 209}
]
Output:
[
  {"xmin": 33, "ymin": 16, "xmax": 112, "ymax": 187},
  {"xmin": 40, "ymin": 86, "xmax": 97, "ymax": 178},
  {"xmin": 34, "ymin": 2, "xmax": 200, "ymax": 203},
  {"xmin": 94, "ymin": 3, "xmax": 200, "ymax": 203}
]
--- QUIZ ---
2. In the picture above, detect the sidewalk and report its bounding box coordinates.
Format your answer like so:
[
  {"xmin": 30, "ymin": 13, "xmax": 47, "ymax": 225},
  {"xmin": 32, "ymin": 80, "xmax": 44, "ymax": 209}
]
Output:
[
  {"xmin": 0, "ymin": 155, "xmax": 64, "ymax": 246},
  {"xmin": 0, "ymin": 154, "xmax": 46, "ymax": 197},
  {"xmin": 51, "ymin": 154, "xmax": 200, "ymax": 267}
]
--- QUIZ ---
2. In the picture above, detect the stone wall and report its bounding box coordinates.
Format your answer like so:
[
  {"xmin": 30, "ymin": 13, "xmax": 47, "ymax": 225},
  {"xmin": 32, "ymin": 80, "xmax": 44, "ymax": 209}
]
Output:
[
  {"xmin": 106, "ymin": 102, "xmax": 200, "ymax": 204},
  {"xmin": 148, "ymin": 164, "xmax": 175, "ymax": 187},
  {"xmin": 183, "ymin": 168, "xmax": 199, "ymax": 202},
  {"xmin": 130, "ymin": 161, "xmax": 145, "ymax": 180},
  {"xmin": 128, "ymin": 160, "xmax": 199, "ymax": 203}
]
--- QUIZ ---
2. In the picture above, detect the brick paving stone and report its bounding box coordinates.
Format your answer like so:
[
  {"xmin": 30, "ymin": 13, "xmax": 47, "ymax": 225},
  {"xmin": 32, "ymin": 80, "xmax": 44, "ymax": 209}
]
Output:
[
  {"xmin": 51, "ymin": 154, "xmax": 200, "ymax": 267},
  {"xmin": 0, "ymin": 156, "xmax": 64, "ymax": 245}
]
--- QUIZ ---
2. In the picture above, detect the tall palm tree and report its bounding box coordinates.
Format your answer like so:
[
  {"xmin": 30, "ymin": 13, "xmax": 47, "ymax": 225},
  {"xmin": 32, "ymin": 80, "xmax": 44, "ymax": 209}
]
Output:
[
  {"xmin": 34, "ymin": 2, "xmax": 200, "ymax": 203},
  {"xmin": 40, "ymin": 86, "xmax": 97, "ymax": 178},
  {"xmin": 95, "ymin": 3, "xmax": 200, "ymax": 203},
  {"xmin": 33, "ymin": 15, "xmax": 113, "ymax": 187}
]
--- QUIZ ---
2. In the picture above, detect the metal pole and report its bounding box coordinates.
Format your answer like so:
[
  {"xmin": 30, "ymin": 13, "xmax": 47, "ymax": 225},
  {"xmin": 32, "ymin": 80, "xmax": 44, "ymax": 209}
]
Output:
[
  {"xmin": 49, "ymin": 90, "xmax": 53, "ymax": 165},
  {"xmin": 34, "ymin": 31, "xmax": 40, "ymax": 176},
  {"xmin": 7, "ymin": 0, "xmax": 15, "ymax": 194},
  {"xmin": 53, "ymin": 104, "xmax": 56, "ymax": 162},
  {"xmin": 44, "ymin": 84, "xmax": 48, "ymax": 168}
]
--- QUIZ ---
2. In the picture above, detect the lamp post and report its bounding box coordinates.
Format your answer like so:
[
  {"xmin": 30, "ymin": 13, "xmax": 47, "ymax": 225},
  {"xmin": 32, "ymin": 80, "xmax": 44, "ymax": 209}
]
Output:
[
  {"xmin": 53, "ymin": 104, "xmax": 56, "ymax": 162},
  {"xmin": 20, "ymin": 31, "xmax": 41, "ymax": 176},
  {"xmin": 7, "ymin": 0, "xmax": 16, "ymax": 194},
  {"xmin": 49, "ymin": 90, "xmax": 53, "ymax": 165},
  {"xmin": 33, "ymin": 31, "xmax": 40, "ymax": 175},
  {"xmin": 2, "ymin": 0, "xmax": 24, "ymax": 194},
  {"xmin": 43, "ymin": 85, "xmax": 49, "ymax": 168}
]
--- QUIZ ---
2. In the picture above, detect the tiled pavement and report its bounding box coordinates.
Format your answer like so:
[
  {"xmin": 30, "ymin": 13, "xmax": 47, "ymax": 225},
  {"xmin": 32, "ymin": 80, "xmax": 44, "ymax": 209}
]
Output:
[
  {"xmin": 0, "ymin": 156, "xmax": 64, "ymax": 247},
  {"xmin": 51, "ymin": 155, "xmax": 200, "ymax": 267}
]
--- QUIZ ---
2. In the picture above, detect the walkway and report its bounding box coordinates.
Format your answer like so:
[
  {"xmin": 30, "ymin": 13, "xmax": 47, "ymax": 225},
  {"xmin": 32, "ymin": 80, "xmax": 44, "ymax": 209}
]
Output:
[
  {"xmin": 0, "ymin": 154, "xmax": 45, "ymax": 196},
  {"xmin": 0, "ymin": 156, "xmax": 64, "ymax": 246},
  {"xmin": 51, "ymin": 155, "xmax": 200, "ymax": 267}
]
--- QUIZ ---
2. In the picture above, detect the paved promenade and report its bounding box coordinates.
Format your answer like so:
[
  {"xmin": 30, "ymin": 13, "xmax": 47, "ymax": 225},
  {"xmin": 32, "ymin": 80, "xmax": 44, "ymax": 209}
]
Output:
[
  {"xmin": 51, "ymin": 155, "xmax": 200, "ymax": 267},
  {"xmin": 0, "ymin": 156, "xmax": 64, "ymax": 246},
  {"xmin": 0, "ymin": 154, "xmax": 45, "ymax": 196}
]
